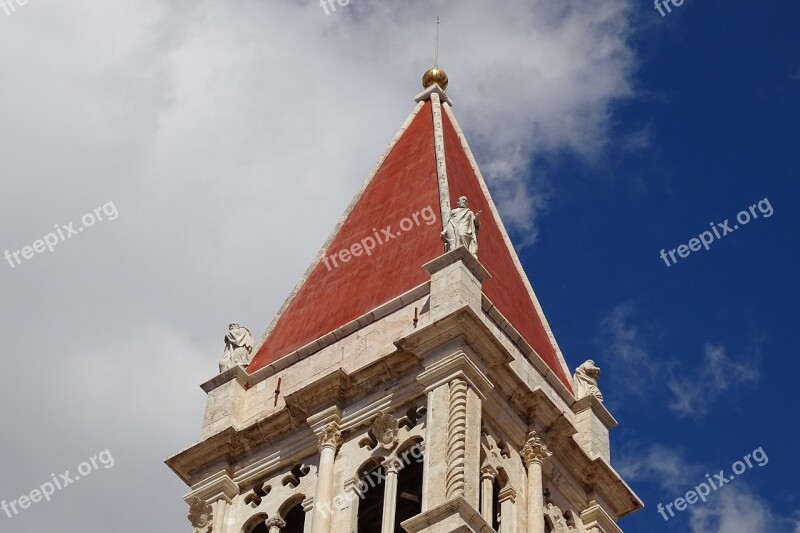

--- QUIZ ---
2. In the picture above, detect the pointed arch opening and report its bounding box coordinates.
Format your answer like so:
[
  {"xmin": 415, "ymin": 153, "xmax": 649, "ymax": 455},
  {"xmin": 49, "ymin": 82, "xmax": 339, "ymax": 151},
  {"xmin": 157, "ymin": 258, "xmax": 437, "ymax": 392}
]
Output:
[
  {"xmin": 279, "ymin": 494, "xmax": 306, "ymax": 533},
  {"xmin": 356, "ymin": 457, "xmax": 387, "ymax": 532},
  {"xmin": 243, "ymin": 513, "xmax": 269, "ymax": 533},
  {"xmin": 394, "ymin": 439, "xmax": 425, "ymax": 529}
]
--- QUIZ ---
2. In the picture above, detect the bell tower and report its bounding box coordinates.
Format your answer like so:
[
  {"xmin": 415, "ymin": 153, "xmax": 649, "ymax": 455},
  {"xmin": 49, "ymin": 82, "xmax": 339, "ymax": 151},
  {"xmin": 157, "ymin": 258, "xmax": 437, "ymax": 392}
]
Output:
[{"xmin": 167, "ymin": 69, "xmax": 642, "ymax": 533}]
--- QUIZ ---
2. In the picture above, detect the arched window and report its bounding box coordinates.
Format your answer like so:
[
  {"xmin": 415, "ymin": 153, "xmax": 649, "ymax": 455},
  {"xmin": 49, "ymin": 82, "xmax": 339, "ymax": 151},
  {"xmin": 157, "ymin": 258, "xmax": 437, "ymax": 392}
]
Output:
[
  {"xmin": 356, "ymin": 461, "xmax": 386, "ymax": 532},
  {"xmin": 244, "ymin": 514, "xmax": 269, "ymax": 533},
  {"xmin": 394, "ymin": 443, "xmax": 424, "ymax": 530},
  {"xmin": 354, "ymin": 441, "xmax": 425, "ymax": 532},
  {"xmin": 282, "ymin": 503, "xmax": 305, "ymax": 533},
  {"xmin": 483, "ymin": 467, "xmax": 514, "ymax": 533}
]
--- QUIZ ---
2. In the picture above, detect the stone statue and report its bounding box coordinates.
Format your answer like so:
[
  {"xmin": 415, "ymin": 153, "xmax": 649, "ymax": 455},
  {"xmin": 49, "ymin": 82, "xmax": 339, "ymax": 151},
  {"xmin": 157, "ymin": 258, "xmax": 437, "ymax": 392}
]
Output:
[
  {"xmin": 219, "ymin": 323, "xmax": 254, "ymax": 373},
  {"xmin": 441, "ymin": 196, "xmax": 481, "ymax": 255},
  {"xmin": 573, "ymin": 360, "xmax": 603, "ymax": 402}
]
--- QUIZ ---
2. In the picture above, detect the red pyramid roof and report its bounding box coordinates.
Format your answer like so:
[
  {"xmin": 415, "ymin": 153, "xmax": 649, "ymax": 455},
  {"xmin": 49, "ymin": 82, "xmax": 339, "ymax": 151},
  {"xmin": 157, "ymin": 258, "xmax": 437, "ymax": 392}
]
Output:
[{"xmin": 247, "ymin": 91, "xmax": 573, "ymax": 392}]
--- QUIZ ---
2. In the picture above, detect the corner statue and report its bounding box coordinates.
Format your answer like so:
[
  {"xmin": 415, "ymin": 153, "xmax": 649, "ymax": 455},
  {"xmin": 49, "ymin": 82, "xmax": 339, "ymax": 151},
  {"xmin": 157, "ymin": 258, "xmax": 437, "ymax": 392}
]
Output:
[
  {"xmin": 441, "ymin": 195, "xmax": 481, "ymax": 254},
  {"xmin": 573, "ymin": 360, "xmax": 603, "ymax": 402},
  {"xmin": 219, "ymin": 323, "xmax": 254, "ymax": 373}
]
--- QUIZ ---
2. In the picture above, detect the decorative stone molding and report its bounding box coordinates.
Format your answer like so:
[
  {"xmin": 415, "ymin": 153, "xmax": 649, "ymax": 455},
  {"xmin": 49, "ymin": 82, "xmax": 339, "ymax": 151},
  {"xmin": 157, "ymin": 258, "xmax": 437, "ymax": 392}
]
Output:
[
  {"xmin": 244, "ymin": 481, "xmax": 272, "ymax": 507},
  {"xmin": 281, "ymin": 464, "xmax": 311, "ymax": 488},
  {"xmin": 521, "ymin": 431, "xmax": 552, "ymax": 468},
  {"xmin": 580, "ymin": 501, "xmax": 623, "ymax": 533},
  {"xmin": 371, "ymin": 413, "xmax": 399, "ymax": 451},
  {"xmin": 545, "ymin": 503, "xmax": 578, "ymax": 532},
  {"xmin": 317, "ymin": 423, "xmax": 342, "ymax": 452},
  {"xmin": 184, "ymin": 470, "xmax": 240, "ymax": 506},
  {"xmin": 498, "ymin": 486, "xmax": 517, "ymax": 504},
  {"xmin": 188, "ymin": 497, "xmax": 213, "ymax": 533},
  {"xmin": 446, "ymin": 378, "xmax": 469, "ymax": 499}
]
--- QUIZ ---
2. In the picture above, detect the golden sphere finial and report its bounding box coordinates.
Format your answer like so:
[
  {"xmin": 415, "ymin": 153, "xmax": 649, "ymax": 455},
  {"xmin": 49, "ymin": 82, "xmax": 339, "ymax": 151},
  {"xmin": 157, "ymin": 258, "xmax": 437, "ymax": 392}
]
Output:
[{"xmin": 422, "ymin": 67, "xmax": 448, "ymax": 91}]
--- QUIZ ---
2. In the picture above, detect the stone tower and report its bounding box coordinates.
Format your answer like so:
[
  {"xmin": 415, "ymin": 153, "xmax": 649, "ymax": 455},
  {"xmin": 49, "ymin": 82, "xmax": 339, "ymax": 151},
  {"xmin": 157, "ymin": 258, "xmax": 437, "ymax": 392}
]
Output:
[{"xmin": 166, "ymin": 70, "xmax": 643, "ymax": 533}]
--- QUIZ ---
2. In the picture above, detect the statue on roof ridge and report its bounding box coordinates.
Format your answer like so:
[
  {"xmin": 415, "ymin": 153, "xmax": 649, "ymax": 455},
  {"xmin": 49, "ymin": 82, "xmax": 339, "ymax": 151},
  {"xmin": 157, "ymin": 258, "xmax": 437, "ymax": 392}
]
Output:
[{"xmin": 441, "ymin": 195, "xmax": 481, "ymax": 255}]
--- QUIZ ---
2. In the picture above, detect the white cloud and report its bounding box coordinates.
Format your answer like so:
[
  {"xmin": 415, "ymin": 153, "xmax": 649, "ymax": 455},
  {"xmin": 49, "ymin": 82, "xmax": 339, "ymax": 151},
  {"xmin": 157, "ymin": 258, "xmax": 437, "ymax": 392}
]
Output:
[
  {"xmin": 617, "ymin": 445, "xmax": 695, "ymax": 492},
  {"xmin": 668, "ymin": 344, "xmax": 761, "ymax": 419},
  {"xmin": 620, "ymin": 447, "xmax": 797, "ymax": 533},
  {"xmin": 597, "ymin": 302, "xmax": 662, "ymax": 399},
  {"xmin": 689, "ymin": 486, "xmax": 799, "ymax": 533},
  {"xmin": 598, "ymin": 304, "xmax": 760, "ymax": 417}
]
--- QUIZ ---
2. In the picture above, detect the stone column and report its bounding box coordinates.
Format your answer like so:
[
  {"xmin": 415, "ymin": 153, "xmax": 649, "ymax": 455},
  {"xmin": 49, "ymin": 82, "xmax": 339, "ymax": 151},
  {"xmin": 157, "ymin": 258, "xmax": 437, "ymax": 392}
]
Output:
[
  {"xmin": 420, "ymin": 382, "xmax": 449, "ymax": 510},
  {"xmin": 497, "ymin": 487, "xmax": 517, "ymax": 533},
  {"xmin": 381, "ymin": 459, "xmax": 401, "ymax": 533},
  {"xmin": 521, "ymin": 432, "xmax": 551, "ymax": 533},
  {"xmin": 302, "ymin": 497, "xmax": 314, "ymax": 533},
  {"xmin": 480, "ymin": 465, "xmax": 497, "ymax": 524},
  {"xmin": 311, "ymin": 423, "xmax": 342, "ymax": 533},
  {"xmin": 265, "ymin": 516, "xmax": 286, "ymax": 533}
]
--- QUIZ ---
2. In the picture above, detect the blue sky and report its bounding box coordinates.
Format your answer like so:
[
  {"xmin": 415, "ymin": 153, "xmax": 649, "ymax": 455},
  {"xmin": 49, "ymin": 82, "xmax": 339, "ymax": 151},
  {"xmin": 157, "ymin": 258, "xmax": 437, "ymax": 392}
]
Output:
[{"xmin": 507, "ymin": 1, "xmax": 800, "ymax": 530}]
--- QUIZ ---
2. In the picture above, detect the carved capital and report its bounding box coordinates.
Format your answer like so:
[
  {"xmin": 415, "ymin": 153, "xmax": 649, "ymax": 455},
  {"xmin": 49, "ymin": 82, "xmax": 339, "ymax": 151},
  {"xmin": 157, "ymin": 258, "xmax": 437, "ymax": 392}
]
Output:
[
  {"xmin": 521, "ymin": 431, "xmax": 551, "ymax": 468},
  {"xmin": 317, "ymin": 423, "xmax": 342, "ymax": 451},
  {"xmin": 265, "ymin": 516, "xmax": 286, "ymax": 530},
  {"xmin": 382, "ymin": 457, "xmax": 403, "ymax": 475},
  {"xmin": 187, "ymin": 497, "xmax": 213, "ymax": 533},
  {"xmin": 480, "ymin": 464, "xmax": 498, "ymax": 482}
]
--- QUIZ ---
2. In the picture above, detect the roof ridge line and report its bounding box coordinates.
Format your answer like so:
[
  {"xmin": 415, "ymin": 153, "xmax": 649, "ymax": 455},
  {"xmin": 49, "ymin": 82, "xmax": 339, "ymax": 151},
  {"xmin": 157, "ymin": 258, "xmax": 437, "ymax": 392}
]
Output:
[
  {"xmin": 430, "ymin": 91, "xmax": 452, "ymax": 233},
  {"xmin": 441, "ymin": 103, "xmax": 575, "ymax": 389}
]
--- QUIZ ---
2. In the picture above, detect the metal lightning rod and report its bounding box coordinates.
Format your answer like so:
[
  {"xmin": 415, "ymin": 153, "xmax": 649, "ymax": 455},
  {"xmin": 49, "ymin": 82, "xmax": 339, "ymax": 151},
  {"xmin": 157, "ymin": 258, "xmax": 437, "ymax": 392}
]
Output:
[{"xmin": 435, "ymin": 16, "xmax": 440, "ymax": 68}]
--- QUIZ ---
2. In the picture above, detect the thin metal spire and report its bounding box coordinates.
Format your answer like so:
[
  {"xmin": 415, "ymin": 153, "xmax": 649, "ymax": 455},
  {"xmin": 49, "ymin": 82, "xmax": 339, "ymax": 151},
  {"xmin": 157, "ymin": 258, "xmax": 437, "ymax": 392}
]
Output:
[{"xmin": 435, "ymin": 16, "xmax": 440, "ymax": 68}]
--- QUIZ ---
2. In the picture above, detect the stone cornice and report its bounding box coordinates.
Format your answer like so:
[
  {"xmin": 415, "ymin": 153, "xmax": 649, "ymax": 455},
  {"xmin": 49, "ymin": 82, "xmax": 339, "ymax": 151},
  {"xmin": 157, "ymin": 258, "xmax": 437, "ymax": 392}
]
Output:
[
  {"xmin": 572, "ymin": 394, "xmax": 618, "ymax": 429},
  {"xmin": 422, "ymin": 247, "xmax": 490, "ymax": 282},
  {"xmin": 183, "ymin": 470, "xmax": 239, "ymax": 505},
  {"xmin": 198, "ymin": 283, "xmax": 432, "ymax": 395},
  {"xmin": 166, "ymin": 353, "xmax": 424, "ymax": 486},
  {"xmin": 201, "ymin": 365, "xmax": 250, "ymax": 394},
  {"xmin": 396, "ymin": 305, "xmax": 512, "ymax": 372},
  {"xmin": 581, "ymin": 501, "xmax": 624, "ymax": 533},
  {"xmin": 581, "ymin": 459, "xmax": 643, "ymax": 518},
  {"xmin": 401, "ymin": 495, "xmax": 489, "ymax": 533},
  {"xmin": 416, "ymin": 346, "xmax": 494, "ymax": 401}
]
